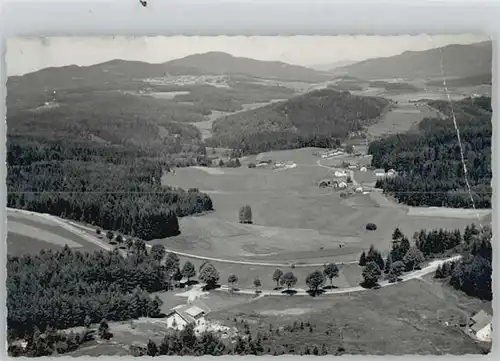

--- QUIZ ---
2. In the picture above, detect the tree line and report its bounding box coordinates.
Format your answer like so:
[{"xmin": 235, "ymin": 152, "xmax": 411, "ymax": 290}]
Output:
[
  {"xmin": 6, "ymin": 244, "xmax": 198, "ymax": 341},
  {"xmin": 132, "ymin": 321, "xmax": 346, "ymax": 357},
  {"xmin": 7, "ymin": 137, "xmax": 214, "ymax": 241},
  {"xmin": 435, "ymin": 225, "xmax": 492, "ymax": 300},
  {"xmin": 358, "ymin": 223, "xmax": 483, "ymax": 288},
  {"xmin": 369, "ymin": 96, "xmax": 492, "ymax": 208}
]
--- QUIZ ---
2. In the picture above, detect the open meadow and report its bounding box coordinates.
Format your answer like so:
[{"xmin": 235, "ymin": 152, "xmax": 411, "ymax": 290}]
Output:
[
  {"xmin": 7, "ymin": 209, "xmax": 101, "ymax": 255},
  {"xmin": 207, "ymin": 278, "xmax": 492, "ymax": 355},
  {"xmin": 160, "ymin": 148, "xmax": 481, "ymax": 264}
]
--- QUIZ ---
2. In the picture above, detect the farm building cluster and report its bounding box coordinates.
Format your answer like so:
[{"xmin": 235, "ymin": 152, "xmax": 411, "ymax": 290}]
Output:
[{"xmin": 255, "ymin": 159, "xmax": 297, "ymax": 170}]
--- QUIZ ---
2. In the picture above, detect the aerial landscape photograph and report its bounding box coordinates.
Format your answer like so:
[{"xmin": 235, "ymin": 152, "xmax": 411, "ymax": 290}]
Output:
[{"xmin": 5, "ymin": 34, "xmax": 493, "ymax": 356}]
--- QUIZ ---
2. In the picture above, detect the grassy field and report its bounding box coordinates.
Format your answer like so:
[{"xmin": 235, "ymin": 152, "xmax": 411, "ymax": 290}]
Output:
[
  {"xmin": 160, "ymin": 148, "xmax": 478, "ymax": 263},
  {"xmin": 365, "ymin": 101, "xmax": 440, "ymax": 138},
  {"xmin": 7, "ymin": 210, "xmax": 101, "ymax": 255},
  {"xmin": 207, "ymin": 278, "xmax": 492, "ymax": 355},
  {"xmin": 67, "ymin": 291, "xmax": 257, "ymax": 356}
]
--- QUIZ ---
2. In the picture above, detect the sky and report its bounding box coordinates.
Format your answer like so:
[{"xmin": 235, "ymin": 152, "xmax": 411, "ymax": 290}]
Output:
[{"xmin": 6, "ymin": 34, "xmax": 490, "ymax": 76}]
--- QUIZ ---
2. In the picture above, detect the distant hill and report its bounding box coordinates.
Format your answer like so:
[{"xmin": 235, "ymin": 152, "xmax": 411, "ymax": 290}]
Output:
[
  {"xmin": 208, "ymin": 88, "xmax": 391, "ymax": 154},
  {"xmin": 310, "ymin": 60, "xmax": 357, "ymax": 72},
  {"xmin": 164, "ymin": 52, "xmax": 332, "ymax": 82},
  {"xmin": 335, "ymin": 41, "xmax": 492, "ymax": 80},
  {"xmin": 7, "ymin": 52, "xmax": 332, "ymax": 102}
]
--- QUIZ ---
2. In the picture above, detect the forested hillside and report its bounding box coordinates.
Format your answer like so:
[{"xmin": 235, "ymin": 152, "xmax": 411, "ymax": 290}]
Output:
[
  {"xmin": 369, "ymin": 96, "xmax": 492, "ymax": 208},
  {"xmin": 7, "ymin": 89, "xmax": 214, "ymax": 240},
  {"xmin": 336, "ymin": 41, "xmax": 492, "ymax": 80},
  {"xmin": 208, "ymin": 89, "xmax": 391, "ymax": 154}
]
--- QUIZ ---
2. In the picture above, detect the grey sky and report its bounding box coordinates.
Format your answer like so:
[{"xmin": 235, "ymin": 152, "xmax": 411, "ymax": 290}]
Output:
[{"xmin": 7, "ymin": 34, "xmax": 490, "ymax": 76}]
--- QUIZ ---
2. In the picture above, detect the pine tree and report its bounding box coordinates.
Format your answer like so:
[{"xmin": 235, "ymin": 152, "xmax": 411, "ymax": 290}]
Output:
[
  {"xmin": 359, "ymin": 251, "xmax": 367, "ymax": 266},
  {"xmin": 384, "ymin": 253, "xmax": 393, "ymax": 274}
]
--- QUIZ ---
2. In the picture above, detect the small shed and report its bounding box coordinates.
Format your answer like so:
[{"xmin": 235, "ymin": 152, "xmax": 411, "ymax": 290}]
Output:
[
  {"xmin": 338, "ymin": 181, "xmax": 348, "ymax": 189},
  {"xmin": 359, "ymin": 166, "xmax": 367, "ymax": 172},
  {"xmin": 387, "ymin": 168, "xmax": 397, "ymax": 176},
  {"xmin": 374, "ymin": 168, "xmax": 386, "ymax": 177}
]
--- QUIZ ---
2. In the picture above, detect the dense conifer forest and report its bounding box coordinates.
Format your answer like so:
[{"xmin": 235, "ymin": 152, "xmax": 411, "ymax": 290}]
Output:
[
  {"xmin": 370, "ymin": 96, "xmax": 492, "ymax": 208},
  {"xmin": 207, "ymin": 89, "xmax": 391, "ymax": 154},
  {"xmin": 7, "ymin": 134, "xmax": 213, "ymax": 240},
  {"xmin": 6, "ymin": 245, "xmax": 173, "ymax": 341}
]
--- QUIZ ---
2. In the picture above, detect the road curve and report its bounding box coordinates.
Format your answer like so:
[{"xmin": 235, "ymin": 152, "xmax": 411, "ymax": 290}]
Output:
[
  {"xmin": 7, "ymin": 207, "xmax": 358, "ymax": 267},
  {"xmin": 215, "ymin": 255, "xmax": 462, "ymax": 297},
  {"xmin": 7, "ymin": 207, "xmax": 461, "ymax": 297}
]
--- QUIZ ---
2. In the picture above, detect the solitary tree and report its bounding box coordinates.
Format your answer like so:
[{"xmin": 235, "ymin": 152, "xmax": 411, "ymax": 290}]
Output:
[
  {"xmin": 106, "ymin": 231, "xmax": 114, "ymax": 242},
  {"xmin": 125, "ymin": 238, "xmax": 134, "ymax": 253},
  {"xmin": 344, "ymin": 144, "xmax": 354, "ymax": 154},
  {"xmin": 199, "ymin": 263, "xmax": 220, "ymax": 290},
  {"xmin": 306, "ymin": 270, "xmax": 326, "ymax": 294},
  {"xmin": 115, "ymin": 234, "xmax": 123, "ymax": 244},
  {"xmin": 134, "ymin": 239, "xmax": 147, "ymax": 256},
  {"xmin": 392, "ymin": 227, "xmax": 404, "ymax": 241},
  {"xmin": 98, "ymin": 319, "xmax": 112, "ymax": 340},
  {"xmin": 239, "ymin": 205, "xmax": 253, "ymax": 224},
  {"xmin": 84, "ymin": 315, "xmax": 92, "ymax": 329},
  {"xmin": 147, "ymin": 340, "xmax": 159, "ymax": 357},
  {"xmin": 253, "ymin": 277, "xmax": 262, "ymax": 294},
  {"xmin": 361, "ymin": 261, "xmax": 382, "ymax": 288},
  {"xmin": 165, "ymin": 252, "xmax": 180, "ymax": 273},
  {"xmin": 151, "ymin": 244, "xmax": 166, "ymax": 265},
  {"xmin": 228, "ymin": 274, "xmax": 239, "ymax": 291},
  {"xmin": 280, "ymin": 271, "xmax": 298, "ymax": 292},
  {"xmin": 403, "ymin": 247, "xmax": 425, "ymax": 271},
  {"xmin": 272, "ymin": 269, "xmax": 284, "ymax": 289},
  {"xmin": 323, "ymin": 263, "xmax": 339, "ymax": 288},
  {"xmin": 359, "ymin": 251, "xmax": 367, "ymax": 266},
  {"xmin": 181, "ymin": 261, "xmax": 196, "ymax": 283}
]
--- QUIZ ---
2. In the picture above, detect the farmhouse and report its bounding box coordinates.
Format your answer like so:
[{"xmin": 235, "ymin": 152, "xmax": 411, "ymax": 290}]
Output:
[
  {"xmin": 469, "ymin": 310, "xmax": 492, "ymax": 342},
  {"xmin": 359, "ymin": 166, "xmax": 367, "ymax": 172},
  {"xmin": 354, "ymin": 186, "xmax": 363, "ymax": 193},
  {"xmin": 165, "ymin": 301, "xmax": 211, "ymax": 331},
  {"xmin": 374, "ymin": 168, "xmax": 386, "ymax": 177},
  {"xmin": 338, "ymin": 181, "xmax": 348, "ymax": 189},
  {"xmin": 334, "ymin": 170, "xmax": 348, "ymax": 177}
]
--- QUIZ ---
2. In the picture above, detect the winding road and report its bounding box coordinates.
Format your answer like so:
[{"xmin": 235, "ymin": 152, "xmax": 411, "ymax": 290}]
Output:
[{"xmin": 7, "ymin": 207, "xmax": 461, "ymax": 297}]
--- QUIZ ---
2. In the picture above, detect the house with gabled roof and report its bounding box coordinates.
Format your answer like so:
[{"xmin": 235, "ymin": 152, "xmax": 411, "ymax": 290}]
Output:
[
  {"xmin": 469, "ymin": 310, "xmax": 493, "ymax": 342},
  {"xmin": 165, "ymin": 300, "xmax": 211, "ymax": 330}
]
